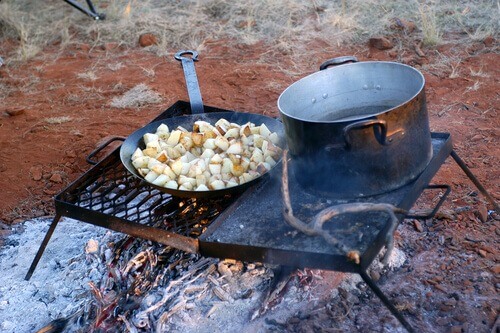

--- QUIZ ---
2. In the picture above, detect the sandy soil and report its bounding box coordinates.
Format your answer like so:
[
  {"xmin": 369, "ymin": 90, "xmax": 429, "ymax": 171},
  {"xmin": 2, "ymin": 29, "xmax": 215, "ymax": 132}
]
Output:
[{"xmin": 0, "ymin": 33, "xmax": 498, "ymax": 332}]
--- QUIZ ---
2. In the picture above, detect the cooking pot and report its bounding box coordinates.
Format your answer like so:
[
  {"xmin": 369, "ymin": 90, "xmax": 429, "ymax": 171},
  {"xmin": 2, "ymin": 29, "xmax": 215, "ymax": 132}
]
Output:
[{"xmin": 278, "ymin": 56, "xmax": 432, "ymax": 198}]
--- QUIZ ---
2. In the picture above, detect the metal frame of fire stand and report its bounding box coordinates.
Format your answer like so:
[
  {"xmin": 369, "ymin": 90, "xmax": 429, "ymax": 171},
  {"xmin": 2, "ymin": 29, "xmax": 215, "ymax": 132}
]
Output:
[
  {"xmin": 63, "ymin": 0, "xmax": 105, "ymax": 20},
  {"xmin": 25, "ymin": 101, "xmax": 499, "ymax": 333}
]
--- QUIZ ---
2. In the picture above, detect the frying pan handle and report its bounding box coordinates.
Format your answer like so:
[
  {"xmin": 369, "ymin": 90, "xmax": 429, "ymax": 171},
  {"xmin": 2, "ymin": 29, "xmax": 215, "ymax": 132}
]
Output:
[
  {"xmin": 175, "ymin": 50, "xmax": 205, "ymax": 115},
  {"xmin": 87, "ymin": 136, "xmax": 125, "ymax": 165},
  {"xmin": 343, "ymin": 119, "xmax": 387, "ymax": 149},
  {"xmin": 319, "ymin": 56, "xmax": 358, "ymax": 71}
]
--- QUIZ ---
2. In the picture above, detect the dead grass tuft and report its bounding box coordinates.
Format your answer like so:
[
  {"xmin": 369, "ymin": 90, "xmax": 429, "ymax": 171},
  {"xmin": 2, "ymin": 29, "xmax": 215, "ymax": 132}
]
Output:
[
  {"xmin": 44, "ymin": 116, "xmax": 72, "ymax": 124},
  {"xmin": 77, "ymin": 71, "xmax": 98, "ymax": 81},
  {"xmin": 419, "ymin": 4, "xmax": 441, "ymax": 46},
  {"xmin": 110, "ymin": 83, "xmax": 162, "ymax": 108}
]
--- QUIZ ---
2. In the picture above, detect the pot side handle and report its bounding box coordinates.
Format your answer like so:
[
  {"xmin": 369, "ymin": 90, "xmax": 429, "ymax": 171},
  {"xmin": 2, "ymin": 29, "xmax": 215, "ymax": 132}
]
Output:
[
  {"xmin": 343, "ymin": 119, "xmax": 387, "ymax": 149},
  {"xmin": 319, "ymin": 56, "xmax": 359, "ymax": 71}
]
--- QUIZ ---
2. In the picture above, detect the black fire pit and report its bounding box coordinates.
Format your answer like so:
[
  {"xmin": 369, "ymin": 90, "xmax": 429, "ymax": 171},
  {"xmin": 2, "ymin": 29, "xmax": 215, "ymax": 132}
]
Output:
[{"xmin": 26, "ymin": 101, "xmax": 498, "ymax": 333}]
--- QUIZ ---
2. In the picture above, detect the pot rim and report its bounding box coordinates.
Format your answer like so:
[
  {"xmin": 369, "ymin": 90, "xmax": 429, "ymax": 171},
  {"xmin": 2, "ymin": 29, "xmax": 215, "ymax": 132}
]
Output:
[{"xmin": 277, "ymin": 60, "xmax": 426, "ymax": 123}]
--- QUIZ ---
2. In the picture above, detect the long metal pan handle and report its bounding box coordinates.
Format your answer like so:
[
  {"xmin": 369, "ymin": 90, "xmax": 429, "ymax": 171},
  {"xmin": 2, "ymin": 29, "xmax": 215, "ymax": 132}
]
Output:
[
  {"xmin": 319, "ymin": 56, "xmax": 358, "ymax": 71},
  {"xmin": 175, "ymin": 50, "xmax": 205, "ymax": 115}
]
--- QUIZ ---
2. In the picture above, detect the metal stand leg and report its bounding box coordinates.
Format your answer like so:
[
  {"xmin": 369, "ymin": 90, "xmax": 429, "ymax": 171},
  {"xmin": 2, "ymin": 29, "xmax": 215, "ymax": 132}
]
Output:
[
  {"xmin": 359, "ymin": 270, "xmax": 415, "ymax": 333},
  {"xmin": 451, "ymin": 150, "xmax": 499, "ymax": 213},
  {"xmin": 62, "ymin": 0, "xmax": 106, "ymax": 20},
  {"xmin": 25, "ymin": 214, "xmax": 62, "ymax": 280}
]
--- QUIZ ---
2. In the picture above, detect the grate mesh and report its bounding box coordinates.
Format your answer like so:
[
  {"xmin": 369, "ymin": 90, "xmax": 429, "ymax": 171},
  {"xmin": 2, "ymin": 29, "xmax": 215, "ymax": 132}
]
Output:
[{"xmin": 55, "ymin": 101, "xmax": 238, "ymax": 237}]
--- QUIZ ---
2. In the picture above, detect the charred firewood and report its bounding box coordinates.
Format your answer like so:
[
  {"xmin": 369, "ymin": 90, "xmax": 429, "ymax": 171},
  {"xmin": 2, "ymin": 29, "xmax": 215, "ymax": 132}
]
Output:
[
  {"xmin": 35, "ymin": 309, "xmax": 83, "ymax": 333},
  {"xmin": 251, "ymin": 265, "xmax": 295, "ymax": 320}
]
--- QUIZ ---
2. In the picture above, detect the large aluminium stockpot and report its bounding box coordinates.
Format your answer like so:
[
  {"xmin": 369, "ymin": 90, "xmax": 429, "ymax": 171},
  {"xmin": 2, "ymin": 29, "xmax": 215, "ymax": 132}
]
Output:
[{"xmin": 278, "ymin": 56, "xmax": 432, "ymax": 198}]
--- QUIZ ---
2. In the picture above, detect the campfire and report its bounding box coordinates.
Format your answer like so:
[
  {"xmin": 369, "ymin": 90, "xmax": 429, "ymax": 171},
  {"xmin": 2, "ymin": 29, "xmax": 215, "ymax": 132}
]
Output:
[{"xmin": 22, "ymin": 96, "xmax": 497, "ymax": 333}]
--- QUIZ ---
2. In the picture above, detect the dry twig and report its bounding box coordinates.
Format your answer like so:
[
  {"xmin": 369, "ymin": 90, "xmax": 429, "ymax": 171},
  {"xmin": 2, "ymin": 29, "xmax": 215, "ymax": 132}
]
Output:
[{"xmin": 281, "ymin": 150, "xmax": 405, "ymax": 264}]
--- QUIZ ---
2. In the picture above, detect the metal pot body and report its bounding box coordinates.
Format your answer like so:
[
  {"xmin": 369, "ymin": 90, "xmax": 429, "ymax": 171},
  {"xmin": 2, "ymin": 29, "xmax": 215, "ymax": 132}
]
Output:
[{"xmin": 278, "ymin": 59, "xmax": 432, "ymax": 198}]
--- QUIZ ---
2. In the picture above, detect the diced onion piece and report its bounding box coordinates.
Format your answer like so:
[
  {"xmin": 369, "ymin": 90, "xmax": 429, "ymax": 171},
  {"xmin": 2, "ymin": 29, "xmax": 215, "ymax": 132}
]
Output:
[
  {"xmin": 180, "ymin": 133, "xmax": 193, "ymax": 150},
  {"xmin": 201, "ymin": 148, "xmax": 215, "ymax": 159},
  {"xmin": 174, "ymin": 143, "xmax": 187, "ymax": 156},
  {"xmin": 164, "ymin": 180, "xmax": 178, "ymax": 189},
  {"xmin": 251, "ymin": 148, "xmax": 264, "ymax": 163},
  {"xmin": 215, "ymin": 118, "xmax": 231, "ymax": 129},
  {"xmin": 269, "ymin": 132, "xmax": 279, "ymax": 145},
  {"xmin": 240, "ymin": 123, "xmax": 252, "ymax": 137},
  {"xmin": 143, "ymin": 133, "xmax": 159, "ymax": 145},
  {"xmin": 209, "ymin": 163, "xmax": 222, "ymax": 175},
  {"xmin": 166, "ymin": 147, "xmax": 181, "ymax": 159},
  {"xmin": 147, "ymin": 158, "xmax": 161, "ymax": 169},
  {"xmin": 166, "ymin": 130, "xmax": 182, "ymax": 146},
  {"xmin": 227, "ymin": 141, "xmax": 242, "ymax": 155},
  {"xmin": 265, "ymin": 156, "xmax": 277, "ymax": 167},
  {"xmin": 224, "ymin": 128, "xmax": 239, "ymax": 139},
  {"xmin": 191, "ymin": 132, "xmax": 204, "ymax": 147},
  {"xmin": 157, "ymin": 123, "xmax": 169, "ymax": 133},
  {"xmin": 203, "ymin": 138, "xmax": 216, "ymax": 150},
  {"xmin": 195, "ymin": 184, "xmax": 209, "ymax": 191},
  {"xmin": 209, "ymin": 153, "xmax": 222, "ymax": 164},
  {"xmin": 143, "ymin": 146, "xmax": 158, "ymax": 157},
  {"xmin": 253, "ymin": 134, "xmax": 264, "ymax": 148},
  {"xmin": 170, "ymin": 160, "xmax": 183, "ymax": 175},
  {"xmin": 196, "ymin": 174, "xmax": 207, "ymax": 187},
  {"xmin": 163, "ymin": 165, "xmax": 176, "ymax": 179},
  {"xmin": 226, "ymin": 180, "xmax": 238, "ymax": 188},
  {"xmin": 259, "ymin": 123, "xmax": 271, "ymax": 138},
  {"xmin": 152, "ymin": 174, "xmax": 170, "ymax": 186},
  {"xmin": 231, "ymin": 164, "xmax": 245, "ymax": 177},
  {"xmin": 155, "ymin": 150, "xmax": 168, "ymax": 163},
  {"xmin": 210, "ymin": 179, "xmax": 225, "ymax": 190},
  {"xmin": 144, "ymin": 170, "xmax": 159, "ymax": 183},
  {"xmin": 132, "ymin": 156, "xmax": 150, "ymax": 169},
  {"xmin": 257, "ymin": 162, "xmax": 271, "ymax": 174},
  {"xmin": 178, "ymin": 175, "xmax": 196, "ymax": 187},
  {"xmin": 151, "ymin": 164, "xmax": 165, "ymax": 174},
  {"xmin": 132, "ymin": 148, "xmax": 144, "ymax": 160},
  {"xmin": 215, "ymin": 136, "xmax": 229, "ymax": 151},
  {"xmin": 221, "ymin": 158, "xmax": 233, "ymax": 174}
]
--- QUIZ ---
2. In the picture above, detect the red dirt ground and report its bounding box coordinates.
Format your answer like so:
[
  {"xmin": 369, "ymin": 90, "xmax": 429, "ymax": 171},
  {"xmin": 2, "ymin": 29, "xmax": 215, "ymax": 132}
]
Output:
[{"xmin": 0, "ymin": 36, "xmax": 498, "ymax": 332}]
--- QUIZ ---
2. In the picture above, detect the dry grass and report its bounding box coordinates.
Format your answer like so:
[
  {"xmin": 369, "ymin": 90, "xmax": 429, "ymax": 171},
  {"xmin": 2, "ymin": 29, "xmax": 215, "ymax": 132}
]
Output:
[
  {"xmin": 44, "ymin": 116, "xmax": 72, "ymax": 124},
  {"xmin": 77, "ymin": 71, "xmax": 99, "ymax": 81},
  {"xmin": 110, "ymin": 83, "xmax": 162, "ymax": 108},
  {"xmin": 0, "ymin": 0, "xmax": 498, "ymax": 63},
  {"xmin": 419, "ymin": 4, "xmax": 441, "ymax": 46}
]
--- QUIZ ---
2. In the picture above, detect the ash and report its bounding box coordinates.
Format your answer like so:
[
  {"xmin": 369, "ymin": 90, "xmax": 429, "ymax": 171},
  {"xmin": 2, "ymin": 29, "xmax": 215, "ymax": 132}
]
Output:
[{"xmin": 0, "ymin": 217, "xmax": 410, "ymax": 333}]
